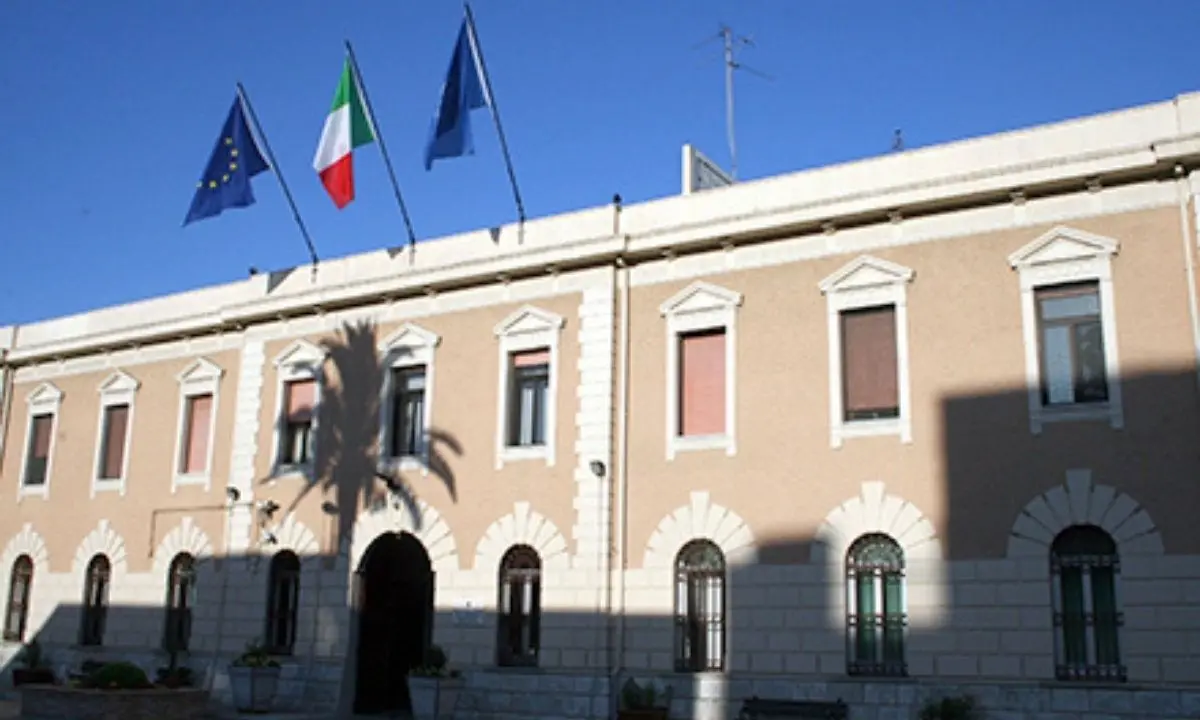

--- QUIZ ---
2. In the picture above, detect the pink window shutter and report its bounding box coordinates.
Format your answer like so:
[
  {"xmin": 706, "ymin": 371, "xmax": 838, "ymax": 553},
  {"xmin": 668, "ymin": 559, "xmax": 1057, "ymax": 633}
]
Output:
[
  {"xmin": 184, "ymin": 395, "xmax": 213, "ymax": 473},
  {"xmin": 286, "ymin": 380, "xmax": 316, "ymax": 423},
  {"xmin": 102, "ymin": 406, "xmax": 129, "ymax": 479},
  {"xmin": 679, "ymin": 331, "xmax": 726, "ymax": 436},
  {"xmin": 512, "ymin": 349, "xmax": 550, "ymax": 367}
]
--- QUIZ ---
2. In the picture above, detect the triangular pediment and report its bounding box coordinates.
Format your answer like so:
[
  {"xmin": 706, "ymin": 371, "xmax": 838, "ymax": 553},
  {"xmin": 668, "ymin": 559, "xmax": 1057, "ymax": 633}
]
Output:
[
  {"xmin": 177, "ymin": 357, "xmax": 224, "ymax": 384},
  {"xmin": 26, "ymin": 382, "xmax": 63, "ymax": 408},
  {"xmin": 378, "ymin": 323, "xmax": 441, "ymax": 353},
  {"xmin": 98, "ymin": 370, "xmax": 140, "ymax": 395},
  {"xmin": 273, "ymin": 339, "xmax": 325, "ymax": 368},
  {"xmin": 494, "ymin": 306, "xmax": 565, "ymax": 337},
  {"xmin": 659, "ymin": 281, "xmax": 743, "ymax": 317},
  {"xmin": 819, "ymin": 255, "xmax": 914, "ymax": 294},
  {"xmin": 1008, "ymin": 226, "xmax": 1119, "ymax": 269}
]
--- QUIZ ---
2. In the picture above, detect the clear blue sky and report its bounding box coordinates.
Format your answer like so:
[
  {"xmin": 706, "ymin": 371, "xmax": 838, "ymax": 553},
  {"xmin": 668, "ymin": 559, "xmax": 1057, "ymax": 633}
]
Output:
[{"xmin": 3, "ymin": 1, "xmax": 1199, "ymax": 326}]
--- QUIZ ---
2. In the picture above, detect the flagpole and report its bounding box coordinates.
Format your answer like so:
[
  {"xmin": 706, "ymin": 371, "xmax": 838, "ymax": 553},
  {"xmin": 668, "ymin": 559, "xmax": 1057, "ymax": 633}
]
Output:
[
  {"xmin": 236, "ymin": 82, "xmax": 321, "ymax": 268},
  {"xmin": 344, "ymin": 40, "xmax": 419, "ymax": 251},
  {"xmin": 463, "ymin": 2, "xmax": 526, "ymax": 225}
]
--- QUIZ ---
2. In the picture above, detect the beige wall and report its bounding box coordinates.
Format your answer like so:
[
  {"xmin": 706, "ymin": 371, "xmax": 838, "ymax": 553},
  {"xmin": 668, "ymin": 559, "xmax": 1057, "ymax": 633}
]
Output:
[
  {"xmin": 254, "ymin": 293, "xmax": 583, "ymax": 568},
  {"xmin": 623, "ymin": 205, "xmax": 1200, "ymax": 565},
  {"xmin": 0, "ymin": 350, "xmax": 239, "ymax": 573}
]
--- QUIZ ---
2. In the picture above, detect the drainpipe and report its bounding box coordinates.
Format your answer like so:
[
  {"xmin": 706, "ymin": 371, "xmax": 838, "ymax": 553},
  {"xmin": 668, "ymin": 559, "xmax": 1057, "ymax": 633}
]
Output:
[
  {"xmin": 609, "ymin": 249, "xmax": 632, "ymax": 716},
  {"xmin": 0, "ymin": 327, "xmax": 19, "ymax": 473},
  {"xmin": 1176, "ymin": 166, "xmax": 1200, "ymax": 393}
]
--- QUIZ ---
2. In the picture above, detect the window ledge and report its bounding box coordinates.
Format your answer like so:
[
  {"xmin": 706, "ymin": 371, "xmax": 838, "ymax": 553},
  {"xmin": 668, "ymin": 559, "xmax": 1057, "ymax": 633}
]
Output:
[
  {"xmin": 377, "ymin": 456, "xmax": 428, "ymax": 476},
  {"xmin": 499, "ymin": 445, "xmax": 549, "ymax": 465},
  {"xmin": 669, "ymin": 434, "xmax": 734, "ymax": 458},
  {"xmin": 17, "ymin": 484, "xmax": 48, "ymax": 500},
  {"xmin": 172, "ymin": 473, "xmax": 210, "ymax": 489},
  {"xmin": 832, "ymin": 417, "xmax": 910, "ymax": 448},
  {"xmin": 92, "ymin": 479, "xmax": 123, "ymax": 495},
  {"xmin": 1034, "ymin": 402, "xmax": 1120, "ymax": 431},
  {"xmin": 270, "ymin": 463, "xmax": 314, "ymax": 481}
]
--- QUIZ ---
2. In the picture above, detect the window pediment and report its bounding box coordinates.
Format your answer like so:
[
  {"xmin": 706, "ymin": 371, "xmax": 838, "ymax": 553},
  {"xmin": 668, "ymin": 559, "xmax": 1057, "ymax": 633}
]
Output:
[
  {"xmin": 26, "ymin": 382, "xmax": 63, "ymax": 409},
  {"xmin": 819, "ymin": 255, "xmax": 914, "ymax": 295},
  {"xmin": 1008, "ymin": 226, "xmax": 1119, "ymax": 270},
  {"xmin": 177, "ymin": 357, "xmax": 224, "ymax": 385},
  {"xmin": 659, "ymin": 281, "xmax": 743, "ymax": 317},
  {"xmin": 98, "ymin": 370, "xmax": 139, "ymax": 397},
  {"xmin": 494, "ymin": 306, "xmax": 565, "ymax": 338},
  {"xmin": 378, "ymin": 323, "xmax": 441, "ymax": 355},
  {"xmin": 273, "ymin": 339, "xmax": 324, "ymax": 370}
]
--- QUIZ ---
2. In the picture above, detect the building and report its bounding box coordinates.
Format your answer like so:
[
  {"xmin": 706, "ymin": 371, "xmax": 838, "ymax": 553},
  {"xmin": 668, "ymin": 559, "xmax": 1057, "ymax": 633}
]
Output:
[{"xmin": 3, "ymin": 92, "xmax": 1200, "ymax": 720}]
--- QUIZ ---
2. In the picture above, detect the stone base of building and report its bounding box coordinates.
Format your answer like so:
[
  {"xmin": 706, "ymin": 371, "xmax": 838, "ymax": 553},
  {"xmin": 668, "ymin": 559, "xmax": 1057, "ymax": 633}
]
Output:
[{"xmin": 18, "ymin": 685, "xmax": 208, "ymax": 720}]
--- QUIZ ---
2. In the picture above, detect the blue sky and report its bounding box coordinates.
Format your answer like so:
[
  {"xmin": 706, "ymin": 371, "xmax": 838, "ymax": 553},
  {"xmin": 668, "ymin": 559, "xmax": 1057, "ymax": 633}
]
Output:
[{"xmin": 2, "ymin": 1, "xmax": 1199, "ymax": 326}]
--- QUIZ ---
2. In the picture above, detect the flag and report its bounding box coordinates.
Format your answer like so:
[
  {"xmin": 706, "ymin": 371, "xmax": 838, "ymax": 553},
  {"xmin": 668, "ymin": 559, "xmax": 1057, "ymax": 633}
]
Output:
[
  {"xmin": 183, "ymin": 96, "xmax": 270, "ymax": 226},
  {"xmin": 313, "ymin": 58, "xmax": 377, "ymax": 209},
  {"xmin": 424, "ymin": 17, "xmax": 491, "ymax": 171}
]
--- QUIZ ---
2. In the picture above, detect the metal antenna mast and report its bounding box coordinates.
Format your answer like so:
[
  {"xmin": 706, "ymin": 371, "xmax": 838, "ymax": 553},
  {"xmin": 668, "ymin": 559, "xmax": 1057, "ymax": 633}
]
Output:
[{"xmin": 697, "ymin": 23, "xmax": 772, "ymax": 180}]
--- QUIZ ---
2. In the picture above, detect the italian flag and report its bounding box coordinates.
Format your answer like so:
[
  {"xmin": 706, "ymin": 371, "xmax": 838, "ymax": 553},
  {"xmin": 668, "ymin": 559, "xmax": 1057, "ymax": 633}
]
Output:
[{"xmin": 313, "ymin": 59, "xmax": 376, "ymax": 209}]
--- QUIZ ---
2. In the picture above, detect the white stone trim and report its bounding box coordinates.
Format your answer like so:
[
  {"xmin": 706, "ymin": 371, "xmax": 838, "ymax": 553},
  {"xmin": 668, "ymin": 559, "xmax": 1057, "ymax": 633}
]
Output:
[
  {"xmin": 643, "ymin": 491, "xmax": 757, "ymax": 569},
  {"xmin": 348, "ymin": 497, "xmax": 458, "ymax": 572},
  {"xmin": 90, "ymin": 370, "xmax": 139, "ymax": 498},
  {"xmin": 226, "ymin": 341, "xmax": 265, "ymax": 555},
  {"xmin": 172, "ymin": 358, "xmax": 224, "ymax": 493},
  {"xmin": 0, "ymin": 523, "xmax": 49, "ymax": 576},
  {"xmin": 270, "ymin": 339, "xmax": 326, "ymax": 479},
  {"xmin": 474, "ymin": 501, "xmax": 571, "ymax": 571},
  {"xmin": 376, "ymin": 323, "xmax": 441, "ymax": 475},
  {"xmin": 151, "ymin": 516, "xmax": 214, "ymax": 577},
  {"xmin": 818, "ymin": 255, "xmax": 914, "ymax": 449},
  {"xmin": 17, "ymin": 382, "xmax": 62, "ymax": 501},
  {"xmin": 1006, "ymin": 468, "xmax": 1163, "ymax": 558},
  {"xmin": 812, "ymin": 481, "xmax": 943, "ymax": 564},
  {"xmin": 1008, "ymin": 225, "xmax": 1124, "ymax": 434},
  {"xmin": 262, "ymin": 513, "xmax": 320, "ymax": 562},
  {"xmin": 660, "ymin": 281, "xmax": 742, "ymax": 459},
  {"xmin": 493, "ymin": 305, "xmax": 564, "ymax": 469},
  {"xmin": 72, "ymin": 519, "xmax": 128, "ymax": 579}
]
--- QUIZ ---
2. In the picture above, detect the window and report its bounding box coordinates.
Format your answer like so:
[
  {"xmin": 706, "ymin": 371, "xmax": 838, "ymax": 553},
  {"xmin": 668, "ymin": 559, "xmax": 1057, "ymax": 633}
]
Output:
[
  {"xmin": 279, "ymin": 379, "xmax": 316, "ymax": 467},
  {"xmin": 1051, "ymin": 525, "xmax": 1124, "ymax": 682},
  {"xmin": 507, "ymin": 350, "xmax": 549, "ymax": 447},
  {"xmin": 678, "ymin": 329, "xmax": 726, "ymax": 437},
  {"xmin": 661, "ymin": 281, "xmax": 742, "ymax": 459},
  {"xmin": 497, "ymin": 545, "xmax": 541, "ymax": 666},
  {"xmin": 1009, "ymin": 225, "xmax": 1123, "ymax": 433},
  {"xmin": 845, "ymin": 534, "xmax": 906, "ymax": 677},
  {"xmin": 389, "ymin": 366, "xmax": 427, "ymax": 457},
  {"xmin": 673, "ymin": 540, "xmax": 725, "ymax": 672},
  {"xmin": 819, "ymin": 255, "xmax": 914, "ymax": 448},
  {"xmin": 23, "ymin": 415, "xmax": 53, "ymax": 489},
  {"xmin": 97, "ymin": 404, "xmax": 130, "ymax": 480},
  {"xmin": 841, "ymin": 306, "xmax": 899, "ymax": 421},
  {"xmin": 19, "ymin": 383, "xmax": 62, "ymax": 498},
  {"xmin": 180, "ymin": 394, "xmax": 214, "ymax": 474},
  {"xmin": 3, "ymin": 555, "xmax": 33, "ymax": 642},
  {"xmin": 80, "ymin": 554, "xmax": 110, "ymax": 646},
  {"xmin": 265, "ymin": 551, "xmax": 300, "ymax": 655},
  {"xmin": 493, "ymin": 306, "xmax": 563, "ymax": 468},
  {"xmin": 1036, "ymin": 283, "xmax": 1108, "ymax": 406},
  {"xmin": 174, "ymin": 358, "xmax": 223, "ymax": 491},
  {"xmin": 163, "ymin": 553, "xmax": 196, "ymax": 652}
]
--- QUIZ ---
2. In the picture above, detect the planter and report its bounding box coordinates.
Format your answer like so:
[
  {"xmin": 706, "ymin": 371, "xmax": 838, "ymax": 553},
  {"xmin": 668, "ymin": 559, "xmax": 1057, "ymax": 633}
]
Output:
[
  {"xmin": 408, "ymin": 675, "xmax": 464, "ymax": 720},
  {"xmin": 12, "ymin": 668, "xmax": 55, "ymax": 686},
  {"xmin": 228, "ymin": 665, "xmax": 281, "ymax": 713},
  {"xmin": 19, "ymin": 685, "xmax": 208, "ymax": 720},
  {"xmin": 618, "ymin": 710, "xmax": 670, "ymax": 720}
]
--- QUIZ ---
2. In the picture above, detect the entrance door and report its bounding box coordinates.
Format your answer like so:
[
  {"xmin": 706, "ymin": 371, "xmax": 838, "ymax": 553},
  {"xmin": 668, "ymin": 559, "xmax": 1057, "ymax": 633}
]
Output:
[{"xmin": 353, "ymin": 532, "xmax": 434, "ymax": 715}]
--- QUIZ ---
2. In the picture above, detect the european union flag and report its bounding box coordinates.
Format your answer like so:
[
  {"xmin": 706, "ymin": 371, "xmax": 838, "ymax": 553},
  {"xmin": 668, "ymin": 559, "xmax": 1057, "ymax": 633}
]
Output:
[
  {"xmin": 424, "ymin": 18, "xmax": 491, "ymax": 171},
  {"xmin": 184, "ymin": 96, "xmax": 270, "ymax": 226}
]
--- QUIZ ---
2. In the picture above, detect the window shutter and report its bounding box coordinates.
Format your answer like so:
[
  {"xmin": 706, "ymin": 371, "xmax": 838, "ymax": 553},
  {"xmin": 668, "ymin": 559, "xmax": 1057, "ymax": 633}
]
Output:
[
  {"xmin": 842, "ymin": 307, "xmax": 898, "ymax": 416},
  {"xmin": 679, "ymin": 330, "xmax": 726, "ymax": 436},
  {"xmin": 184, "ymin": 394, "xmax": 213, "ymax": 473},
  {"xmin": 285, "ymin": 379, "xmax": 316, "ymax": 423},
  {"xmin": 102, "ymin": 405, "xmax": 129, "ymax": 479}
]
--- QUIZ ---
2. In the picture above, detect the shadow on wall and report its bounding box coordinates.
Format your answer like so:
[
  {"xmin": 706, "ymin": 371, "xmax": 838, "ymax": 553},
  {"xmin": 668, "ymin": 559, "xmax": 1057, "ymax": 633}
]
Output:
[{"xmin": 2, "ymin": 369, "xmax": 1200, "ymax": 719}]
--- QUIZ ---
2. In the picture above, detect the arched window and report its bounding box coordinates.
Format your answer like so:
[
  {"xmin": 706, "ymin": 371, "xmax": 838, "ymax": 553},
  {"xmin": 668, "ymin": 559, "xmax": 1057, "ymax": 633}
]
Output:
[
  {"xmin": 1051, "ymin": 525, "xmax": 1123, "ymax": 681},
  {"xmin": 163, "ymin": 553, "xmax": 196, "ymax": 652},
  {"xmin": 673, "ymin": 539, "xmax": 725, "ymax": 672},
  {"xmin": 265, "ymin": 551, "xmax": 300, "ymax": 655},
  {"xmin": 496, "ymin": 545, "xmax": 541, "ymax": 666},
  {"xmin": 846, "ymin": 534, "xmax": 906, "ymax": 676},
  {"xmin": 3, "ymin": 555, "xmax": 34, "ymax": 643},
  {"xmin": 80, "ymin": 554, "xmax": 110, "ymax": 646}
]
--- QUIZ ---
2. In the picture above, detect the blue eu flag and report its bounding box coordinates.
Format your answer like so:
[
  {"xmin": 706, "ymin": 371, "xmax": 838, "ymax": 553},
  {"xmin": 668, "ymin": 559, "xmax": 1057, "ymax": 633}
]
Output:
[
  {"xmin": 424, "ymin": 18, "xmax": 491, "ymax": 171},
  {"xmin": 184, "ymin": 96, "xmax": 270, "ymax": 226}
]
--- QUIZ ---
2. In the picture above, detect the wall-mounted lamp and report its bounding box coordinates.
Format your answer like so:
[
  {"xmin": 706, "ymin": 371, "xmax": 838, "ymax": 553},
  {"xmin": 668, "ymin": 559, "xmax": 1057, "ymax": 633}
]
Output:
[
  {"xmin": 225, "ymin": 486, "xmax": 241, "ymax": 503},
  {"xmin": 589, "ymin": 460, "xmax": 607, "ymax": 478},
  {"xmin": 258, "ymin": 499, "xmax": 281, "ymax": 517}
]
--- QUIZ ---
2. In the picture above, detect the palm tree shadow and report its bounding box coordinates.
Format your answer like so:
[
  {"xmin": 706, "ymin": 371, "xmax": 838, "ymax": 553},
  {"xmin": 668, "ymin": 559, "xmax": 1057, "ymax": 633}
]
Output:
[{"xmin": 262, "ymin": 319, "xmax": 462, "ymax": 551}]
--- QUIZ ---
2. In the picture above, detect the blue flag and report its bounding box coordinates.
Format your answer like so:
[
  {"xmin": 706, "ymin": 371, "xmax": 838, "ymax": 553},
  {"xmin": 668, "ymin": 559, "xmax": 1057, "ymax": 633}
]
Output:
[
  {"xmin": 184, "ymin": 96, "xmax": 270, "ymax": 226},
  {"xmin": 424, "ymin": 18, "xmax": 491, "ymax": 171}
]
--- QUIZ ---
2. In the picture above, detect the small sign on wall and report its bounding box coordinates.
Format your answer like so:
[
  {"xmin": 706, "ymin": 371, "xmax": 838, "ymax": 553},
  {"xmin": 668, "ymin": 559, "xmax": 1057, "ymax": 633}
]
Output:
[{"xmin": 453, "ymin": 599, "xmax": 485, "ymax": 626}]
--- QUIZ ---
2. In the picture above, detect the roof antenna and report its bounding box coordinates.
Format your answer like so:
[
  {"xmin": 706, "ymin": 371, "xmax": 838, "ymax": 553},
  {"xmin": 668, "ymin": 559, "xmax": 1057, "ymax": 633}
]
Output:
[
  {"xmin": 695, "ymin": 23, "xmax": 773, "ymax": 181},
  {"xmin": 892, "ymin": 128, "xmax": 905, "ymax": 152}
]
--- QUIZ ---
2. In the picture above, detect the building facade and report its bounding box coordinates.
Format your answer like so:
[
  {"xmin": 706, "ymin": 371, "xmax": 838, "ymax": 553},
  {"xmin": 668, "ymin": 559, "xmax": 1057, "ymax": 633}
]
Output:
[{"xmin": 3, "ymin": 93, "xmax": 1200, "ymax": 720}]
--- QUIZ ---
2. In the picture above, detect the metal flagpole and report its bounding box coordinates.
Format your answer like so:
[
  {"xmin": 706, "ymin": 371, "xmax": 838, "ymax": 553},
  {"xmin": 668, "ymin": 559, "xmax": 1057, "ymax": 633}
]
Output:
[
  {"xmin": 463, "ymin": 2, "xmax": 526, "ymax": 225},
  {"xmin": 344, "ymin": 40, "xmax": 419, "ymax": 251},
  {"xmin": 236, "ymin": 82, "xmax": 321, "ymax": 269}
]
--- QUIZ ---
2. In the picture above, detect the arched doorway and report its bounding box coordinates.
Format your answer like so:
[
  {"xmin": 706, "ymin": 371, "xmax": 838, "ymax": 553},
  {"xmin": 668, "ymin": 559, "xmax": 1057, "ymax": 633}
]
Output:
[{"xmin": 353, "ymin": 531, "xmax": 434, "ymax": 715}]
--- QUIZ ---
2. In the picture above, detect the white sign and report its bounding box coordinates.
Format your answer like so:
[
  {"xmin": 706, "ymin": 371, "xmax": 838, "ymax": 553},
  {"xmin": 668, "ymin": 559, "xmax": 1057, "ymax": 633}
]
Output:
[
  {"xmin": 453, "ymin": 598, "xmax": 484, "ymax": 626},
  {"xmin": 682, "ymin": 144, "xmax": 734, "ymax": 195}
]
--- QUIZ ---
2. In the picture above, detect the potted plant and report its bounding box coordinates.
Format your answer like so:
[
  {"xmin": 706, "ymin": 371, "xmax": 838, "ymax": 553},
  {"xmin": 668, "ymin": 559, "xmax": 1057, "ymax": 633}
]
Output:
[
  {"xmin": 228, "ymin": 640, "xmax": 281, "ymax": 713},
  {"xmin": 618, "ymin": 677, "xmax": 672, "ymax": 720},
  {"xmin": 12, "ymin": 639, "xmax": 55, "ymax": 686},
  {"xmin": 408, "ymin": 644, "xmax": 463, "ymax": 720},
  {"xmin": 919, "ymin": 694, "xmax": 981, "ymax": 720}
]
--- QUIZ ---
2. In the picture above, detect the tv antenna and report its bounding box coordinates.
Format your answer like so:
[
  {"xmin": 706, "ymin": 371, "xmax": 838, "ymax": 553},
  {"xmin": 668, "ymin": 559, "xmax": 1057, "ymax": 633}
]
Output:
[{"xmin": 695, "ymin": 23, "xmax": 773, "ymax": 180}]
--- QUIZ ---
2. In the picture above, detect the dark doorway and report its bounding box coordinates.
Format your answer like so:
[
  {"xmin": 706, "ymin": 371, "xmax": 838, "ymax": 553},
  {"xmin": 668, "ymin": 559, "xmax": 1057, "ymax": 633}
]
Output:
[{"xmin": 353, "ymin": 532, "xmax": 435, "ymax": 715}]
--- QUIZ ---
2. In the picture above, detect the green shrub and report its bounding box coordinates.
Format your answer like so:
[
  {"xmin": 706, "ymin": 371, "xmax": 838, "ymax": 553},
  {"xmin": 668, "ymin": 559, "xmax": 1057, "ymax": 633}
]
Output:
[{"xmin": 82, "ymin": 661, "xmax": 153, "ymax": 690}]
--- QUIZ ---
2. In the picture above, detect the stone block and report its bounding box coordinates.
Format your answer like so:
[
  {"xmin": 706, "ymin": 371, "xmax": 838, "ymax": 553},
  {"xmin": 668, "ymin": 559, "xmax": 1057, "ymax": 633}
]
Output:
[{"xmin": 935, "ymin": 655, "xmax": 978, "ymax": 676}]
